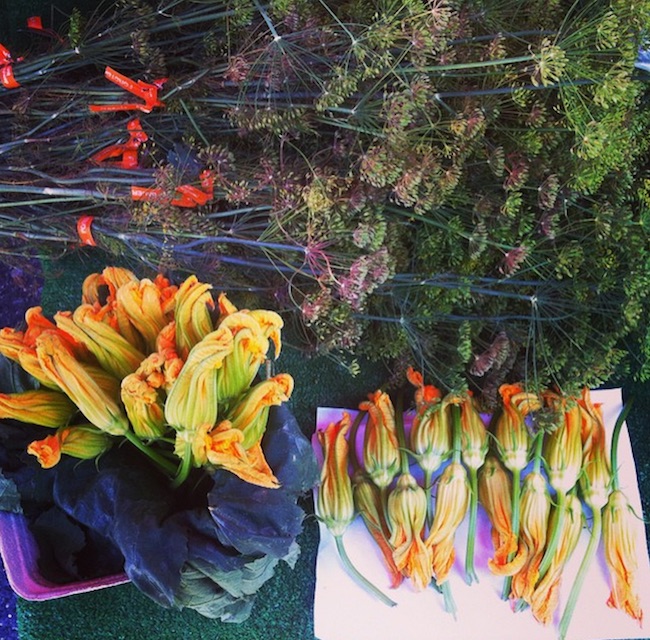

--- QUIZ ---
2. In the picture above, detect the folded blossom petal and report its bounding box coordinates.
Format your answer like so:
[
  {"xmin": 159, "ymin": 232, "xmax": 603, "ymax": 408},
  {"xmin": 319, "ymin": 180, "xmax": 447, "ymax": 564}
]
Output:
[
  {"xmin": 248, "ymin": 309, "xmax": 284, "ymax": 358},
  {"xmin": 54, "ymin": 306, "xmax": 146, "ymax": 379},
  {"xmin": 603, "ymin": 489, "xmax": 644, "ymax": 625},
  {"xmin": 427, "ymin": 462, "xmax": 469, "ymax": 584},
  {"xmin": 386, "ymin": 473, "xmax": 432, "ymax": 591},
  {"xmin": 121, "ymin": 368, "xmax": 166, "ymax": 440},
  {"xmin": 217, "ymin": 312, "xmax": 270, "ymax": 405},
  {"xmin": 407, "ymin": 367, "xmax": 449, "ymax": 475},
  {"xmin": 35, "ymin": 331, "xmax": 128, "ymax": 436},
  {"xmin": 359, "ymin": 390, "xmax": 400, "ymax": 489},
  {"xmin": 0, "ymin": 389, "xmax": 77, "ymax": 428},
  {"xmin": 543, "ymin": 393, "xmax": 583, "ymax": 496},
  {"xmin": 478, "ymin": 455, "xmax": 520, "ymax": 573},
  {"xmin": 81, "ymin": 267, "xmax": 137, "ymax": 305},
  {"xmin": 27, "ymin": 423, "xmax": 112, "ymax": 468},
  {"xmin": 227, "ymin": 373, "xmax": 294, "ymax": 449},
  {"xmin": 579, "ymin": 388, "xmax": 611, "ymax": 512},
  {"xmin": 181, "ymin": 421, "xmax": 279, "ymax": 488},
  {"xmin": 353, "ymin": 471, "xmax": 403, "ymax": 588},
  {"xmin": 164, "ymin": 327, "xmax": 234, "ymax": 434},
  {"xmin": 452, "ymin": 391, "xmax": 488, "ymax": 471},
  {"xmin": 530, "ymin": 493, "xmax": 583, "ymax": 625},
  {"xmin": 317, "ymin": 413, "xmax": 355, "ymax": 536},
  {"xmin": 510, "ymin": 471, "xmax": 551, "ymax": 604},
  {"xmin": 155, "ymin": 322, "xmax": 184, "ymax": 391},
  {"xmin": 173, "ymin": 275, "xmax": 215, "ymax": 359},
  {"xmin": 116, "ymin": 278, "xmax": 174, "ymax": 351},
  {"xmin": 495, "ymin": 384, "xmax": 540, "ymax": 473}
]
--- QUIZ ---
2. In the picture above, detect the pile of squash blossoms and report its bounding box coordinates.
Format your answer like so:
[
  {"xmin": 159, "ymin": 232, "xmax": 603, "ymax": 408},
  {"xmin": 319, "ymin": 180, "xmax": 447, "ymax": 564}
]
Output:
[
  {"xmin": 0, "ymin": 266, "xmax": 292, "ymax": 489},
  {"xmin": 317, "ymin": 369, "xmax": 643, "ymax": 638}
]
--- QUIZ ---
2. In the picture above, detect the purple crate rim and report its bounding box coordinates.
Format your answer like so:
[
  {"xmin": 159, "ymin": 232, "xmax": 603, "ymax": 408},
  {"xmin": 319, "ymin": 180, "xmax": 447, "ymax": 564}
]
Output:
[{"xmin": 0, "ymin": 511, "xmax": 129, "ymax": 601}]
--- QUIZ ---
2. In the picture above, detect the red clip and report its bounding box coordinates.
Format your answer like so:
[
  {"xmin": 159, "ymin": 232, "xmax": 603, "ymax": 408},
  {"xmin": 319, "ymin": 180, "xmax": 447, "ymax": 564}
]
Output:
[
  {"xmin": 131, "ymin": 170, "xmax": 214, "ymax": 208},
  {"xmin": 77, "ymin": 216, "xmax": 97, "ymax": 247},
  {"xmin": 90, "ymin": 118, "xmax": 148, "ymax": 169},
  {"xmin": 0, "ymin": 44, "xmax": 22, "ymax": 89},
  {"xmin": 89, "ymin": 67, "xmax": 167, "ymax": 114},
  {"xmin": 26, "ymin": 16, "xmax": 64, "ymax": 42}
]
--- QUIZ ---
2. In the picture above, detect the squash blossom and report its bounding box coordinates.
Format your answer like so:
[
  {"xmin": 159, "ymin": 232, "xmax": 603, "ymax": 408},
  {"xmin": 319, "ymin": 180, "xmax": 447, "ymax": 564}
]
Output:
[
  {"xmin": 173, "ymin": 275, "xmax": 215, "ymax": 359},
  {"xmin": 155, "ymin": 322, "xmax": 184, "ymax": 391},
  {"xmin": 28, "ymin": 423, "xmax": 112, "ymax": 468},
  {"xmin": 453, "ymin": 392, "xmax": 488, "ymax": 471},
  {"xmin": 510, "ymin": 471, "xmax": 551, "ymax": 604},
  {"xmin": 386, "ymin": 472, "xmax": 432, "ymax": 591},
  {"xmin": 227, "ymin": 373, "xmax": 294, "ymax": 449},
  {"xmin": 579, "ymin": 398, "xmax": 611, "ymax": 512},
  {"xmin": 35, "ymin": 331, "xmax": 129, "ymax": 436},
  {"xmin": 478, "ymin": 455, "xmax": 521, "ymax": 573},
  {"xmin": 81, "ymin": 267, "xmax": 137, "ymax": 305},
  {"xmin": 248, "ymin": 309, "xmax": 284, "ymax": 359},
  {"xmin": 116, "ymin": 277, "xmax": 174, "ymax": 351},
  {"xmin": 121, "ymin": 372, "xmax": 166, "ymax": 440},
  {"xmin": 426, "ymin": 462, "xmax": 469, "ymax": 584},
  {"xmin": 352, "ymin": 471, "xmax": 403, "ymax": 588},
  {"xmin": 164, "ymin": 326, "xmax": 234, "ymax": 435},
  {"xmin": 0, "ymin": 389, "xmax": 77, "ymax": 428},
  {"xmin": 406, "ymin": 367, "xmax": 450, "ymax": 476},
  {"xmin": 183, "ymin": 420, "xmax": 280, "ymax": 488},
  {"xmin": 543, "ymin": 395, "xmax": 583, "ymax": 496},
  {"xmin": 530, "ymin": 494, "xmax": 583, "ymax": 625},
  {"xmin": 494, "ymin": 384, "xmax": 540, "ymax": 473},
  {"xmin": 359, "ymin": 390, "xmax": 400, "ymax": 490},
  {"xmin": 217, "ymin": 312, "xmax": 271, "ymax": 405},
  {"xmin": 602, "ymin": 489, "xmax": 644, "ymax": 625},
  {"xmin": 317, "ymin": 413, "xmax": 355, "ymax": 536},
  {"xmin": 54, "ymin": 305, "xmax": 146, "ymax": 379}
]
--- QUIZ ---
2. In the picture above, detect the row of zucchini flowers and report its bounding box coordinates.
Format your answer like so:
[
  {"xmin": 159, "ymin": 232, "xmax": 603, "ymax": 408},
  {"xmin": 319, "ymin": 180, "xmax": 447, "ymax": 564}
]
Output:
[{"xmin": 317, "ymin": 370, "xmax": 642, "ymax": 638}]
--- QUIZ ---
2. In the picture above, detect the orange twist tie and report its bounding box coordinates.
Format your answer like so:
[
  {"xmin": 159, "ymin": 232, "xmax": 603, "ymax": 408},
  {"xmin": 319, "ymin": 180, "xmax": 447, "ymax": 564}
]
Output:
[
  {"xmin": 26, "ymin": 16, "xmax": 64, "ymax": 42},
  {"xmin": 89, "ymin": 67, "xmax": 167, "ymax": 114},
  {"xmin": 131, "ymin": 170, "xmax": 214, "ymax": 208},
  {"xmin": 0, "ymin": 44, "xmax": 21, "ymax": 89},
  {"xmin": 77, "ymin": 216, "xmax": 97, "ymax": 247},
  {"xmin": 90, "ymin": 118, "xmax": 148, "ymax": 169}
]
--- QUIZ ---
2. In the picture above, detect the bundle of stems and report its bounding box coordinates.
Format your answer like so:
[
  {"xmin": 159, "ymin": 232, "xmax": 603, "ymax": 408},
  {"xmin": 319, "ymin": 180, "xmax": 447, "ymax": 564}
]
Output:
[{"xmin": 2, "ymin": 0, "xmax": 650, "ymax": 401}]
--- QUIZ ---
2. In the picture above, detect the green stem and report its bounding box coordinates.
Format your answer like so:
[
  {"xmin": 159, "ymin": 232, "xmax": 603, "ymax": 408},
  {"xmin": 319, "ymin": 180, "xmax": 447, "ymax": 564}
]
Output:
[
  {"xmin": 558, "ymin": 508, "xmax": 602, "ymax": 640},
  {"xmin": 537, "ymin": 490, "xmax": 566, "ymax": 582},
  {"xmin": 394, "ymin": 392, "xmax": 410, "ymax": 476},
  {"xmin": 501, "ymin": 467, "xmax": 522, "ymax": 600},
  {"xmin": 441, "ymin": 581, "xmax": 457, "ymax": 619},
  {"xmin": 171, "ymin": 440, "xmax": 194, "ymax": 489},
  {"xmin": 123, "ymin": 430, "xmax": 177, "ymax": 476},
  {"xmin": 465, "ymin": 467, "xmax": 479, "ymax": 584},
  {"xmin": 610, "ymin": 399, "xmax": 634, "ymax": 492},
  {"xmin": 532, "ymin": 431, "xmax": 544, "ymax": 474},
  {"xmin": 334, "ymin": 536, "xmax": 397, "ymax": 608},
  {"xmin": 424, "ymin": 468, "xmax": 434, "ymax": 529},
  {"xmin": 451, "ymin": 405, "xmax": 462, "ymax": 465}
]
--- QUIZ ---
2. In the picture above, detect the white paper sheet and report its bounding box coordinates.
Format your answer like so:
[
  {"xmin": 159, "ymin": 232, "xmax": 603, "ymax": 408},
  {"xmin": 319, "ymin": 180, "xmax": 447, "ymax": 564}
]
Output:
[{"xmin": 313, "ymin": 388, "xmax": 650, "ymax": 640}]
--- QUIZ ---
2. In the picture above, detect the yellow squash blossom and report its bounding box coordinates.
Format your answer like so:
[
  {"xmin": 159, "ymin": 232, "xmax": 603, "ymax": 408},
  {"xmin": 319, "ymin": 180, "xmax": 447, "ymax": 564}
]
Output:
[
  {"xmin": 81, "ymin": 267, "xmax": 137, "ymax": 305},
  {"xmin": 543, "ymin": 394, "xmax": 583, "ymax": 496},
  {"xmin": 602, "ymin": 489, "xmax": 644, "ymax": 625},
  {"xmin": 116, "ymin": 277, "xmax": 173, "ymax": 350},
  {"xmin": 510, "ymin": 471, "xmax": 551, "ymax": 604},
  {"xmin": 352, "ymin": 471, "xmax": 403, "ymax": 588},
  {"xmin": 155, "ymin": 322, "xmax": 185, "ymax": 391},
  {"xmin": 248, "ymin": 309, "xmax": 284, "ymax": 359},
  {"xmin": 173, "ymin": 275, "xmax": 215, "ymax": 359},
  {"xmin": 494, "ymin": 384, "xmax": 540, "ymax": 474},
  {"xmin": 317, "ymin": 413, "xmax": 355, "ymax": 536},
  {"xmin": 454, "ymin": 392, "xmax": 488, "ymax": 472},
  {"xmin": 54, "ymin": 306, "xmax": 145, "ymax": 379},
  {"xmin": 35, "ymin": 331, "xmax": 129, "ymax": 436},
  {"xmin": 406, "ymin": 367, "xmax": 450, "ymax": 476},
  {"xmin": 530, "ymin": 494, "xmax": 583, "ymax": 625},
  {"xmin": 359, "ymin": 390, "xmax": 400, "ymax": 490},
  {"xmin": 0, "ymin": 389, "xmax": 77, "ymax": 428},
  {"xmin": 217, "ymin": 312, "xmax": 270, "ymax": 405},
  {"xmin": 227, "ymin": 373, "xmax": 294, "ymax": 449},
  {"xmin": 386, "ymin": 472, "xmax": 432, "ymax": 591},
  {"xmin": 426, "ymin": 462, "xmax": 469, "ymax": 584},
  {"xmin": 28, "ymin": 423, "xmax": 112, "ymax": 468},
  {"xmin": 121, "ymin": 371, "xmax": 166, "ymax": 440},
  {"xmin": 478, "ymin": 455, "xmax": 521, "ymax": 573},
  {"xmin": 164, "ymin": 327, "xmax": 234, "ymax": 434}
]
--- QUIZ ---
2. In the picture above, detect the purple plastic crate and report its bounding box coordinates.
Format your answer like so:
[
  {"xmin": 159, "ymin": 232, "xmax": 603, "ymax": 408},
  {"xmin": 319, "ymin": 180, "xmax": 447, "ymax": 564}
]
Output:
[{"xmin": 0, "ymin": 511, "xmax": 128, "ymax": 600}]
